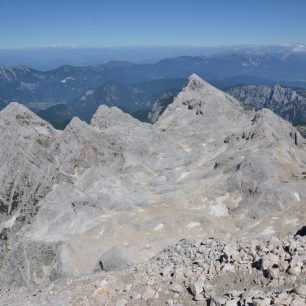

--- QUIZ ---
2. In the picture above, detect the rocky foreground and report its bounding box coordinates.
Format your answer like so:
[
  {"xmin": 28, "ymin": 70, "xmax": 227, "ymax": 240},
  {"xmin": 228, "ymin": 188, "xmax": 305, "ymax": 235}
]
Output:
[{"xmin": 1, "ymin": 234, "xmax": 306, "ymax": 306}]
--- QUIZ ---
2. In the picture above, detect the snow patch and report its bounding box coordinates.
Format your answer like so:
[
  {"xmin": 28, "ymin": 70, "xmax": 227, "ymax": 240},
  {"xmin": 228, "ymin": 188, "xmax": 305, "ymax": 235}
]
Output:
[
  {"xmin": 260, "ymin": 226, "xmax": 275, "ymax": 235},
  {"xmin": 177, "ymin": 172, "xmax": 189, "ymax": 181},
  {"xmin": 86, "ymin": 89, "xmax": 94, "ymax": 95},
  {"xmin": 179, "ymin": 142, "xmax": 192, "ymax": 154},
  {"xmin": 186, "ymin": 222, "xmax": 201, "ymax": 230},
  {"xmin": 154, "ymin": 223, "xmax": 164, "ymax": 231},
  {"xmin": 0, "ymin": 214, "xmax": 17, "ymax": 230},
  {"xmin": 60, "ymin": 76, "xmax": 75, "ymax": 83},
  {"xmin": 294, "ymin": 192, "xmax": 301, "ymax": 202},
  {"xmin": 209, "ymin": 193, "xmax": 229, "ymax": 217},
  {"xmin": 285, "ymin": 218, "xmax": 298, "ymax": 225}
]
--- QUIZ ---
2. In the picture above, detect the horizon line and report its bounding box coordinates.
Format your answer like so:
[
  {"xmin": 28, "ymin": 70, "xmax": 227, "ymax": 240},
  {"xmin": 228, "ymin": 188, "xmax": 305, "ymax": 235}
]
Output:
[{"xmin": 0, "ymin": 43, "xmax": 306, "ymax": 50}]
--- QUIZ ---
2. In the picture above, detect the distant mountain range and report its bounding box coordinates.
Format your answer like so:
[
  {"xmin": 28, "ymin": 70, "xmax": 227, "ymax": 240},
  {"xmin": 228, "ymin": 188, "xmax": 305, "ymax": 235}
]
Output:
[
  {"xmin": 1, "ymin": 50, "xmax": 306, "ymax": 106},
  {"xmin": 0, "ymin": 44, "xmax": 306, "ymax": 70},
  {"xmin": 1, "ymin": 50, "xmax": 306, "ymax": 128}
]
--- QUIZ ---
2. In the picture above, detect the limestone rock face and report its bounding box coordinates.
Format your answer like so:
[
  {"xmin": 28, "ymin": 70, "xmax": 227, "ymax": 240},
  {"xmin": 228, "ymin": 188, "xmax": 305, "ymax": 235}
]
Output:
[
  {"xmin": 1, "ymin": 75, "xmax": 306, "ymax": 287},
  {"xmin": 226, "ymin": 84, "xmax": 306, "ymax": 125},
  {"xmin": 0, "ymin": 103, "xmax": 57, "ymax": 224}
]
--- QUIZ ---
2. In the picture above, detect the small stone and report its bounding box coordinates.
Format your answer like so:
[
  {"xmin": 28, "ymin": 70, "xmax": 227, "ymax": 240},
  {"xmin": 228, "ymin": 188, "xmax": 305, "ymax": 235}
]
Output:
[
  {"xmin": 240, "ymin": 297, "xmax": 253, "ymax": 306},
  {"xmin": 189, "ymin": 282, "xmax": 203, "ymax": 296},
  {"xmin": 279, "ymin": 260, "xmax": 289, "ymax": 272},
  {"xmin": 92, "ymin": 285, "xmax": 110, "ymax": 303},
  {"xmin": 115, "ymin": 299, "xmax": 127, "ymax": 306},
  {"xmin": 269, "ymin": 279, "xmax": 280, "ymax": 288},
  {"xmin": 225, "ymin": 299, "xmax": 239, "ymax": 306},
  {"xmin": 130, "ymin": 292, "xmax": 141, "ymax": 300},
  {"xmin": 274, "ymin": 292, "xmax": 292, "ymax": 305},
  {"xmin": 261, "ymin": 253, "xmax": 279, "ymax": 270},
  {"xmin": 253, "ymin": 298, "xmax": 271, "ymax": 306},
  {"xmin": 193, "ymin": 294, "xmax": 205, "ymax": 301},
  {"xmin": 162, "ymin": 266, "xmax": 172, "ymax": 277},
  {"xmin": 221, "ymin": 263, "xmax": 236, "ymax": 273},
  {"xmin": 227, "ymin": 290, "xmax": 242, "ymax": 298},
  {"xmin": 209, "ymin": 297, "xmax": 221, "ymax": 306},
  {"xmin": 286, "ymin": 275, "xmax": 297, "ymax": 286},
  {"xmin": 168, "ymin": 282, "xmax": 184, "ymax": 294},
  {"xmin": 290, "ymin": 297, "xmax": 306, "ymax": 306},
  {"xmin": 142, "ymin": 287, "xmax": 156, "ymax": 301},
  {"xmin": 215, "ymin": 297, "xmax": 227, "ymax": 305},
  {"xmin": 146, "ymin": 298, "xmax": 160, "ymax": 305},
  {"xmin": 295, "ymin": 284, "xmax": 306, "ymax": 297},
  {"xmin": 203, "ymin": 282, "xmax": 214, "ymax": 294},
  {"xmin": 288, "ymin": 266, "xmax": 301, "ymax": 276},
  {"xmin": 266, "ymin": 267, "xmax": 279, "ymax": 279},
  {"xmin": 125, "ymin": 283, "xmax": 132, "ymax": 292},
  {"xmin": 166, "ymin": 299, "xmax": 174, "ymax": 306}
]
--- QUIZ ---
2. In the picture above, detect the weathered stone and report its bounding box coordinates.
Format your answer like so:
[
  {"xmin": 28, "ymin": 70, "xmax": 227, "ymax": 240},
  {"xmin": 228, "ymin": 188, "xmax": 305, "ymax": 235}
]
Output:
[
  {"xmin": 142, "ymin": 287, "xmax": 156, "ymax": 301},
  {"xmin": 168, "ymin": 282, "xmax": 184, "ymax": 294},
  {"xmin": 115, "ymin": 299, "xmax": 127, "ymax": 306},
  {"xmin": 288, "ymin": 266, "xmax": 301, "ymax": 276},
  {"xmin": 98, "ymin": 245, "xmax": 129, "ymax": 272},
  {"xmin": 290, "ymin": 297, "xmax": 306, "ymax": 306},
  {"xmin": 225, "ymin": 299, "xmax": 239, "ymax": 306},
  {"xmin": 189, "ymin": 279, "xmax": 204, "ymax": 297},
  {"xmin": 253, "ymin": 298, "xmax": 271, "ymax": 306},
  {"xmin": 295, "ymin": 284, "xmax": 306, "ymax": 297},
  {"xmin": 209, "ymin": 297, "xmax": 221, "ymax": 306}
]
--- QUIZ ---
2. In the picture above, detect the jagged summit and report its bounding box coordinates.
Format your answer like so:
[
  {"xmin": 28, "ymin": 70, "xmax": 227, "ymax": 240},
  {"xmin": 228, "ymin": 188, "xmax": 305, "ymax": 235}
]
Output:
[
  {"xmin": 0, "ymin": 102, "xmax": 56, "ymax": 135},
  {"xmin": 185, "ymin": 73, "xmax": 227, "ymax": 96},
  {"xmin": 65, "ymin": 116, "xmax": 87, "ymax": 129},
  {"xmin": 185, "ymin": 73, "xmax": 232, "ymax": 96},
  {"xmin": 186, "ymin": 73, "xmax": 207, "ymax": 90},
  {"xmin": 156, "ymin": 74, "xmax": 244, "ymax": 130},
  {"xmin": 1, "ymin": 101, "xmax": 31, "ymax": 114},
  {"xmin": 91, "ymin": 104, "xmax": 146, "ymax": 130}
]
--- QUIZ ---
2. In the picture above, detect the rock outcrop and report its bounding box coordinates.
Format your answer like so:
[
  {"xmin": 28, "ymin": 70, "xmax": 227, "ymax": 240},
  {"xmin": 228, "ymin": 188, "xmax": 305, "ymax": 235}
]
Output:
[
  {"xmin": 1, "ymin": 75, "xmax": 306, "ymax": 291},
  {"xmin": 226, "ymin": 84, "xmax": 306, "ymax": 125}
]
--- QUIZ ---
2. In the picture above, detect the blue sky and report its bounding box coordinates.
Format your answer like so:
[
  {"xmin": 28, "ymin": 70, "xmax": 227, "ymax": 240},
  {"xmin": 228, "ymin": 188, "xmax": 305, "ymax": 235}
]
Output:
[{"xmin": 0, "ymin": 0, "xmax": 305, "ymax": 48}]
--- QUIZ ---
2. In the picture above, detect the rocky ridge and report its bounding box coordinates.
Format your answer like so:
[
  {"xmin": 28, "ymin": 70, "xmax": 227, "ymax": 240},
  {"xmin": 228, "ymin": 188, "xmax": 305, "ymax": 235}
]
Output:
[{"xmin": 1, "ymin": 75, "xmax": 306, "ymax": 301}]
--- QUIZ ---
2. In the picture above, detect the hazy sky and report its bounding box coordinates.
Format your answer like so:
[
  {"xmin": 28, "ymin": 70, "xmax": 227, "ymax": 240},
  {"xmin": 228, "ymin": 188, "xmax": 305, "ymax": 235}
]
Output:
[{"xmin": 1, "ymin": 0, "xmax": 305, "ymax": 48}]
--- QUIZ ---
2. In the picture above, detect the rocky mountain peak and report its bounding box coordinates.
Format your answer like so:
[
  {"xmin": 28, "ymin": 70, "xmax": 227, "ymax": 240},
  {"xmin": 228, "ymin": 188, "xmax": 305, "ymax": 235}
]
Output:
[
  {"xmin": 1, "ymin": 102, "xmax": 56, "ymax": 135},
  {"xmin": 186, "ymin": 73, "xmax": 206, "ymax": 90},
  {"xmin": 91, "ymin": 104, "xmax": 144, "ymax": 130},
  {"xmin": 156, "ymin": 74, "xmax": 243, "ymax": 130},
  {"xmin": 1, "ymin": 101, "xmax": 29, "ymax": 114},
  {"xmin": 184, "ymin": 73, "xmax": 229, "ymax": 98}
]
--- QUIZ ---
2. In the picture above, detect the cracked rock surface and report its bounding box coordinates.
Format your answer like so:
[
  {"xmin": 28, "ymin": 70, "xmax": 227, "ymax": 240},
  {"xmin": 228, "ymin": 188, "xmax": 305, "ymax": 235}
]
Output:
[{"xmin": 1, "ymin": 75, "xmax": 306, "ymax": 303}]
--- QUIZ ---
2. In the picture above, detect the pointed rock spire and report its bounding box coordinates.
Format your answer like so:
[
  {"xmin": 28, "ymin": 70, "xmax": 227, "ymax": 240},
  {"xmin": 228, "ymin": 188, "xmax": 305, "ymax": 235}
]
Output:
[{"xmin": 186, "ymin": 73, "xmax": 206, "ymax": 90}]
